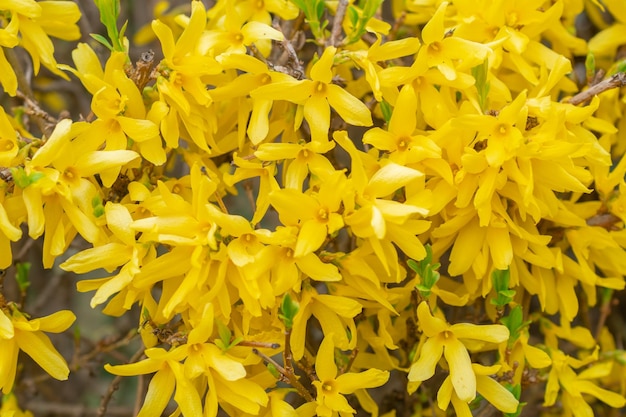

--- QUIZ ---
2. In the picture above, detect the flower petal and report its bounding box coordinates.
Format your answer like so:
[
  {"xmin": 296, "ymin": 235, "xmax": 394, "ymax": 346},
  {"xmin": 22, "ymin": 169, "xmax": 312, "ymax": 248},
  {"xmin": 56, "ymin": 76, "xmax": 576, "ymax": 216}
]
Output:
[
  {"xmin": 408, "ymin": 337, "xmax": 443, "ymax": 382},
  {"xmin": 476, "ymin": 374, "xmax": 519, "ymax": 413},
  {"xmin": 136, "ymin": 367, "xmax": 176, "ymax": 417},
  {"xmin": 335, "ymin": 369, "xmax": 389, "ymax": 394},
  {"xmin": 15, "ymin": 329, "xmax": 70, "ymax": 380},
  {"xmin": 443, "ymin": 337, "xmax": 475, "ymax": 402},
  {"xmin": 316, "ymin": 334, "xmax": 338, "ymax": 382}
]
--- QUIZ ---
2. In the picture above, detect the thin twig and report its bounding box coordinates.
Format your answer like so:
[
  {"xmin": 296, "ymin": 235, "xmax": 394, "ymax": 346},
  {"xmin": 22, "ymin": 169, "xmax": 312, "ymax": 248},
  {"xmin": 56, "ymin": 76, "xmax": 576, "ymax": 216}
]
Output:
[
  {"xmin": 97, "ymin": 347, "xmax": 145, "ymax": 417},
  {"xmin": 284, "ymin": 329, "xmax": 294, "ymax": 373},
  {"xmin": 567, "ymin": 72, "xmax": 626, "ymax": 105},
  {"xmin": 329, "ymin": 0, "xmax": 349, "ymax": 47},
  {"xmin": 253, "ymin": 348, "xmax": 314, "ymax": 402}
]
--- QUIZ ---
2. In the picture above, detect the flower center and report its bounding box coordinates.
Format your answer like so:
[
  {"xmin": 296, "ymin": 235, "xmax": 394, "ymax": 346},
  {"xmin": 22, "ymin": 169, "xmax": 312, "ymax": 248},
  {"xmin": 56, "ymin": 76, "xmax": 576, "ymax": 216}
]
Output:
[
  {"xmin": 313, "ymin": 81, "xmax": 327, "ymax": 95},
  {"xmin": 0, "ymin": 139, "xmax": 14, "ymax": 152},
  {"xmin": 321, "ymin": 380, "xmax": 336, "ymax": 394},
  {"xmin": 317, "ymin": 207, "xmax": 329, "ymax": 222},
  {"xmin": 397, "ymin": 137, "xmax": 410, "ymax": 151},
  {"xmin": 428, "ymin": 41, "xmax": 442, "ymax": 55}
]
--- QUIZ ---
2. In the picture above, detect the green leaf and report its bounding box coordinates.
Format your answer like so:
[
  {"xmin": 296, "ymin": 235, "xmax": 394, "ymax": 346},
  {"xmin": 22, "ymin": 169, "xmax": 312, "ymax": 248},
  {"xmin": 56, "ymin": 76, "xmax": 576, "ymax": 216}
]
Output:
[
  {"xmin": 347, "ymin": 5, "xmax": 359, "ymax": 28},
  {"xmin": 15, "ymin": 262, "xmax": 31, "ymax": 292},
  {"xmin": 279, "ymin": 293, "xmax": 300, "ymax": 330},
  {"xmin": 10, "ymin": 167, "xmax": 43, "ymax": 188},
  {"xmin": 93, "ymin": 0, "xmax": 126, "ymax": 52},
  {"xmin": 500, "ymin": 305, "xmax": 529, "ymax": 346},
  {"xmin": 90, "ymin": 33, "xmax": 114, "ymax": 51},
  {"xmin": 216, "ymin": 320, "xmax": 232, "ymax": 346},
  {"xmin": 491, "ymin": 268, "xmax": 515, "ymax": 307},
  {"xmin": 267, "ymin": 362, "xmax": 281, "ymax": 379},
  {"xmin": 410, "ymin": 245, "xmax": 441, "ymax": 298},
  {"xmin": 380, "ymin": 100, "xmax": 392, "ymax": 124}
]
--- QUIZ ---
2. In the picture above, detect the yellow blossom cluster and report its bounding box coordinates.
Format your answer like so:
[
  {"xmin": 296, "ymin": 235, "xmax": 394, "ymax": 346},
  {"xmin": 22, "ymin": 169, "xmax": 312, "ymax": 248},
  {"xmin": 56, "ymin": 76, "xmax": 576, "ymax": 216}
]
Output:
[{"xmin": 1, "ymin": 0, "xmax": 626, "ymax": 416}]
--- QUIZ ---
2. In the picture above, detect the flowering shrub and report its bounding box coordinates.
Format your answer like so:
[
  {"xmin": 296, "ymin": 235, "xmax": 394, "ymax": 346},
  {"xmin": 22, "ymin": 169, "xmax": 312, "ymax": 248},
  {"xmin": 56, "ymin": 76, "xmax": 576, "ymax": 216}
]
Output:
[{"xmin": 2, "ymin": 0, "xmax": 626, "ymax": 415}]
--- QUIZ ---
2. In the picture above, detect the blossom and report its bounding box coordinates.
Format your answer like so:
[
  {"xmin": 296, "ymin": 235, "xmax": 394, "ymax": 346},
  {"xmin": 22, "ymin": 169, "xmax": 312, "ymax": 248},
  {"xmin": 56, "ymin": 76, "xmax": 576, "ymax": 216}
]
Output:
[
  {"xmin": 312, "ymin": 334, "xmax": 389, "ymax": 416},
  {"xmin": 0, "ymin": 306, "xmax": 75, "ymax": 393},
  {"xmin": 251, "ymin": 46, "xmax": 373, "ymax": 143},
  {"xmin": 408, "ymin": 302, "xmax": 509, "ymax": 402},
  {"xmin": 544, "ymin": 349, "xmax": 626, "ymax": 417},
  {"xmin": 437, "ymin": 364, "xmax": 519, "ymax": 415}
]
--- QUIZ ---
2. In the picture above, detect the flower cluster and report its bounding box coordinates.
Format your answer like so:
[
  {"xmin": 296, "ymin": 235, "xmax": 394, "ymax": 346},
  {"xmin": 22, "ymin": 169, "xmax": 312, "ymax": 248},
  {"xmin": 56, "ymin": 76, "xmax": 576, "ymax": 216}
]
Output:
[{"xmin": 1, "ymin": 0, "xmax": 626, "ymax": 416}]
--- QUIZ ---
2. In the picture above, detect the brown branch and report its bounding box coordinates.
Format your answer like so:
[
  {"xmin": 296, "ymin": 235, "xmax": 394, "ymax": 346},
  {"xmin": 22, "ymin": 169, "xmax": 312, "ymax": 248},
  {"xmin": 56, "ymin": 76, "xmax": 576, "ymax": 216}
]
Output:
[
  {"xmin": 567, "ymin": 72, "xmax": 626, "ymax": 106},
  {"xmin": 329, "ymin": 0, "xmax": 349, "ymax": 47},
  {"xmin": 97, "ymin": 347, "xmax": 145, "ymax": 417},
  {"xmin": 253, "ymin": 348, "xmax": 314, "ymax": 402}
]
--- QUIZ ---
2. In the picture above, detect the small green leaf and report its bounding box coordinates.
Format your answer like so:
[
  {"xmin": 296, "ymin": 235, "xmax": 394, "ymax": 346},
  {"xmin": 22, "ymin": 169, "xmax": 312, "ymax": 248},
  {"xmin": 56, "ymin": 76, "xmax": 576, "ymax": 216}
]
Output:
[
  {"xmin": 267, "ymin": 362, "xmax": 281, "ymax": 379},
  {"xmin": 500, "ymin": 305, "xmax": 529, "ymax": 346},
  {"xmin": 90, "ymin": 33, "xmax": 114, "ymax": 51},
  {"xmin": 279, "ymin": 293, "xmax": 300, "ymax": 330},
  {"xmin": 15, "ymin": 262, "xmax": 31, "ymax": 293},
  {"xmin": 216, "ymin": 320, "xmax": 232, "ymax": 346},
  {"xmin": 491, "ymin": 268, "xmax": 515, "ymax": 307},
  {"xmin": 380, "ymin": 100, "xmax": 392, "ymax": 124},
  {"xmin": 347, "ymin": 5, "xmax": 359, "ymax": 28}
]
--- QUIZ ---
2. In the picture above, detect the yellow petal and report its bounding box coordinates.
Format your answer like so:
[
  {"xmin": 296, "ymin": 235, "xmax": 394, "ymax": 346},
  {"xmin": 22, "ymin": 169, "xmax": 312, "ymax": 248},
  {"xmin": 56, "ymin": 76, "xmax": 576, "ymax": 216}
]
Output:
[
  {"xmin": 294, "ymin": 219, "xmax": 328, "ymax": 257},
  {"xmin": 476, "ymin": 374, "xmax": 519, "ymax": 413},
  {"xmin": 443, "ymin": 337, "xmax": 475, "ymax": 402},
  {"xmin": 105, "ymin": 203, "xmax": 136, "ymax": 246},
  {"xmin": 0, "ymin": 309, "xmax": 14, "ymax": 339},
  {"xmin": 205, "ymin": 344, "xmax": 246, "ymax": 381},
  {"xmin": 451, "ymin": 323, "xmax": 509, "ymax": 343},
  {"xmin": 74, "ymin": 150, "xmax": 140, "ymax": 177},
  {"xmin": 0, "ymin": 338, "xmax": 18, "ymax": 392},
  {"xmin": 311, "ymin": 47, "xmax": 336, "ymax": 84},
  {"xmin": 335, "ymin": 369, "xmax": 389, "ymax": 394},
  {"xmin": 136, "ymin": 367, "xmax": 176, "ymax": 417},
  {"xmin": 35, "ymin": 310, "xmax": 75, "ymax": 333},
  {"xmin": 366, "ymin": 163, "xmax": 423, "ymax": 198},
  {"xmin": 327, "ymin": 84, "xmax": 373, "ymax": 127},
  {"xmin": 296, "ymin": 253, "xmax": 341, "ymax": 281},
  {"xmin": 15, "ymin": 329, "xmax": 70, "ymax": 380},
  {"xmin": 416, "ymin": 302, "xmax": 448, "ymax": 336},
  {"xmin": 408, "ymin": 337, "xmax": 443, "ymax": 382},
  {"xmin": 117, "ymin": 116, "xmax": 159, "ymax": 141},
  {"xmin": 315, "ymin": 334, "xmax": 337, "ymax": 381},
  {"xmin": 60, "ymin": 242, "xmax": 132, "ymax": 273},
  {"xmin": 421, "ymin": 2, "xmax": 447, "ymax": 45}
]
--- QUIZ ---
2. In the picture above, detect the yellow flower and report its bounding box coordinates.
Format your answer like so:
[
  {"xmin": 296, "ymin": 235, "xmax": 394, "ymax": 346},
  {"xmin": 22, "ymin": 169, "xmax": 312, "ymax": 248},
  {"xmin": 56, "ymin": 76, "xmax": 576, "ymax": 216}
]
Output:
[
  {"xmin": 545, "ymin": 349, "xmax": 626, "ymax": 417},
  {"xmin": 437, "ymin": 364, "xmax": 519, "ymax": 415},
  {"xmin": 0, "ymin": 306, "xmax": 75, "ymax": 393},
  {"xmin": 290, "ymin": 286, "xmax": 363, "ymax": 360},
  {"xmin": 254, "ymin": 138, "xmax": 336, "ymax": 189},
  {"xmin": 363, "ymin": 84, "xmax": 441, "ymax": 165},
  {"xmin": 417, "ymin": 1, "xmax": 490, "ymax": 81},
  {"xmin": 408, "ymin": 302, "xmax": 509, "ymax": 402},
  {"xmin": 251, "ymin": 46, "xmax": 373, "ymax": 143},
  {"xmin": 0, "ymin": 0, "xmax": 80, "ymax": 95},
  {"xmin": 312, "ymin": 334, "xmax": 389, "ymax": 417},
  {"xmin": 270, "ymin": 170, "xmax": 346, "ymax": 258},
  {"xmin": 200, "ymin": 2, "xmax": 284, "ymax": 57}
]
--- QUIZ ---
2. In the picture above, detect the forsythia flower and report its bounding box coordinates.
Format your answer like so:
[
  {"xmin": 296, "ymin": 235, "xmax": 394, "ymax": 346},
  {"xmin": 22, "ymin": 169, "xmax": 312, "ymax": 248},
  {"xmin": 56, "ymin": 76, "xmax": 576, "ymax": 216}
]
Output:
[
  {"xmin": 408, "ymin": 302, "xmax": 509, "ymax": 402},
  {"xmin": 0, "ymin": 305, "xmax": 75, "ymax": 393},
  {"xmin": 312, "ymin": 334, "xmax": 389, "ymax": 416}
]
